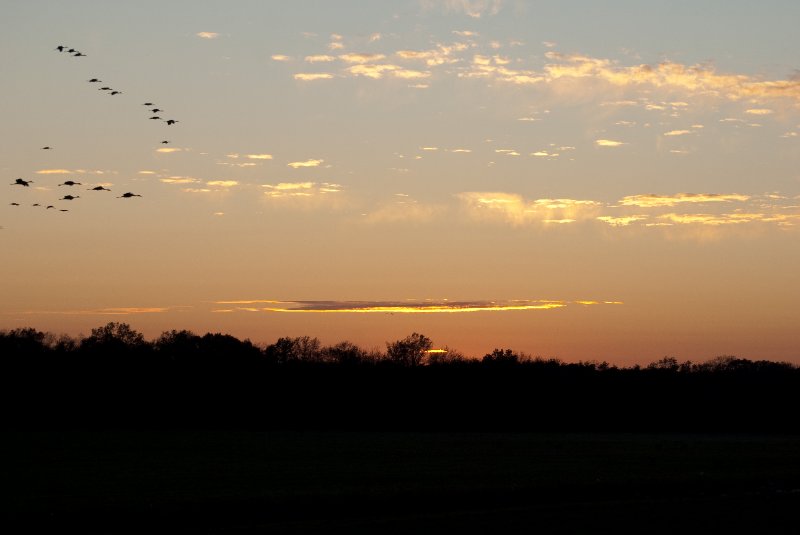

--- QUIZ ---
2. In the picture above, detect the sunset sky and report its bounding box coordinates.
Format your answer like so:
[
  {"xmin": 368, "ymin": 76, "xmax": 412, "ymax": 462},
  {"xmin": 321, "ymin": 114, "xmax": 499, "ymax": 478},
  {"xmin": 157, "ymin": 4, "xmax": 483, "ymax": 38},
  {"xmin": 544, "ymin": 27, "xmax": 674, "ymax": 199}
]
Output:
[{"xmin": 2, "ymin": 1, "xmax": 799, "ymax": 364}]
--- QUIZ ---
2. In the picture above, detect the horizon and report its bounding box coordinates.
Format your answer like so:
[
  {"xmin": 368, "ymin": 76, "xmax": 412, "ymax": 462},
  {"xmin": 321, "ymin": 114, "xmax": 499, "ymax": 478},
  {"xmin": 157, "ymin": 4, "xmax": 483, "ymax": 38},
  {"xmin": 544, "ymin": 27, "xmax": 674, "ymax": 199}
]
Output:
[{"xmin": 2, "ymin": 1, "xmax": 799, "ymax": 366}]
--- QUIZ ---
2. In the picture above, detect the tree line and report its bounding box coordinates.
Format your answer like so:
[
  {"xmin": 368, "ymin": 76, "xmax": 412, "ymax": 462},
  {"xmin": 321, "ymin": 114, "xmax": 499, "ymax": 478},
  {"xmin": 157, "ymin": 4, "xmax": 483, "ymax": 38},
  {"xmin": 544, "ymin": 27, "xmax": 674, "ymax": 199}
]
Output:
[{"xmin": 3, "ymin": 322, "xmax": 799, "ymax": 432}]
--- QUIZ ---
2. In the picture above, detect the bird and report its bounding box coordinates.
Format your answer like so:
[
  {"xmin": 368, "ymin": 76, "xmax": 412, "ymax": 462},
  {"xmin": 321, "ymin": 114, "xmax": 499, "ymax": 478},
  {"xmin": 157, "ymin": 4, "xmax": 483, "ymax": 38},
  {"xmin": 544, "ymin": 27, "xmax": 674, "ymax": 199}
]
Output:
[
  {"xmin": 60, "ymin": 209, "xmax": 69, "ymax": 212},
  {"xmin": 59, "ymin": 181, "xmax": 82, "ymax": 186},
  {"xmin": 56, "ymin": 45, "xmax": 67, "ymax": 52},
  {"xmin": 41, "ymin": 146, "xmax": 52, "ymax": 150},
  {"xmin": 165, "ymin": 119, "xmax": 178, "ymax": 125},
  {"xmin": 88, "ymin": 78, "xmax": 102, "ymax": 82},
  {"xmin": 32, "ymin": 203, "xmax": 41, "ymax": 207},
  {"xmin": 161, "ymin": 140, "xmax": 170, "ymax": 144},
  {"xmin": 10, "ymin": 202, "xmax": 20, "ymax": 206},
  {"xmin": 110, "ymin": 91, "xmax": 122, "ymax": 96},
  {"xmin": 99, "ymin": 87, "xmax": 112, "ymax": 91},
  {"xmin": 60, "ymin": 195, "xmax": 79, "ymax": 200},
  {"xmin": 11, "ymin": 178, "xmax": 32, "ymax": 186},
  {"xmin": 151, "ymin": 108, "xmax": 163, "ymax": 113},
  {"xmin": 149, "ymin": 116, "xmax": 161, "ymax": 120},
  {"xmin": 67, "ymin": 48, "xmax": 76, "ymax": 53},
  {"xmin": 88, "ymin": 186, "xmax": 111, "ymax": 191},
  {"xmin": 143, "ymin": 102, "xmax": 154, "ymax": 106},
  {"xmin": 46, "ymin": 205, "xmax": 55, "ymax": 209},
  {"xmin": 118, "ymin": 192, "xmax": 141, "ymax": 198},
  {"xmin": 73, "ymin": 52, "xmax": 86, "ymax": 57}
]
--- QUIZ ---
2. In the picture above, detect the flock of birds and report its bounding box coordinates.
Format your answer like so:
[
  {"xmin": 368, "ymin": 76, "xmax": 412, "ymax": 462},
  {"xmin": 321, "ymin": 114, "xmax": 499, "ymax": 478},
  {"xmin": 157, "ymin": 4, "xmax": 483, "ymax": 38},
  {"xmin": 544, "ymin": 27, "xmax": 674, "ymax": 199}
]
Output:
[{"xmin": 6, "ymin": 45, "xmax": 181, "ymax": 214}]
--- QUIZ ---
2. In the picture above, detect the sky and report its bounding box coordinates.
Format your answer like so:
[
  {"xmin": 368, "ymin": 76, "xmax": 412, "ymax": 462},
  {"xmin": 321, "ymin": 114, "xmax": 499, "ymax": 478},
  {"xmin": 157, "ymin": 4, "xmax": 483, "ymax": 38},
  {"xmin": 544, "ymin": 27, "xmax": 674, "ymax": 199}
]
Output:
[{"xmin": 2, "ymin": 0, "xmax": 799, "ymax": 364}]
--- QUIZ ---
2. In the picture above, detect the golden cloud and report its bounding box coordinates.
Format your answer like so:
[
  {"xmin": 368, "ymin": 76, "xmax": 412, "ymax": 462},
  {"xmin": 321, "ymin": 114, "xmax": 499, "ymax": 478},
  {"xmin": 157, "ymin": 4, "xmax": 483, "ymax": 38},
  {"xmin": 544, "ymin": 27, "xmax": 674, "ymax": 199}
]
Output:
[
  {"xmin": 596, "ymin": 139, "xmax": 626, "ymax": 147},
  {"xmin": 36, "ymin": 169, "xmax": 72, "ymax": 174},
  {"xmin": 207, "ymin": 180, "xmax": 239, "ymax": 187},
  {"xmin": 619, "ymin": 193, "xmax": 750, "ymax": 207},
  {"xmin": 160, "ymin": 176, "xmax": 199, "ymax": 184},
  {"xmin": 339, "ymin": 53, "xmax": 386, "ymax": 64},
  {"xmin": 287, "ymin": 159, "xmax": 323, "ymax": 168},
  {"xmin": 458, "ymin": 192, "xmax": 601, "ymax": 225},
  {"xmin": 305, "ymin": 55, "xmax": 336, "ymax": 63},
  {"xmin": 271, "ymin": 54, "xmax": 291, "ymax": 61},
  {"xmin": 294, "ymin": 73, "xmax": 335, "ymax": 81},
  {"xmin": 196, "ymin": 32, "xmax": 219, "ymax": 39},
  {"xmin": 596, "ymin": 215, "xmax": 649, "ymax": 227},
  {"xmin": 246, "ymin": 154, "xmax": 273, "ymax": 160},
  {"xmin": 663, "ymin": 130, "xmax": 692, "ymax": 136},
  {"xmin": 156, "ymin": 147, "xmax": 182, "ymax": 153}
]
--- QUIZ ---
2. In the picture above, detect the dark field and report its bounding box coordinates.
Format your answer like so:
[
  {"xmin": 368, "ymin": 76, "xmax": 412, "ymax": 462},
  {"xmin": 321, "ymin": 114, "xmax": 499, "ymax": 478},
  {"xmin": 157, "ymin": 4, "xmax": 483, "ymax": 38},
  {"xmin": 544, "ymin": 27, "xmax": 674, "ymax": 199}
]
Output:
[{"xmin": 5, "ymin": 431, "xmax": 800, "ymax": 533}]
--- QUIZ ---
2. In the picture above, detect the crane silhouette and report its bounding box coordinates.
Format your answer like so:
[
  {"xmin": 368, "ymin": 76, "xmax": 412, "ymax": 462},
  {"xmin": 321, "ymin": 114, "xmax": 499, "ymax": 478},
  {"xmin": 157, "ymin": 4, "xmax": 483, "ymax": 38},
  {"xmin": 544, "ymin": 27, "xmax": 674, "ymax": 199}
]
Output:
[
  {"xmin": 118, "ymin": 192, "xmax": 142, "ymax": 198},
  {"xmin": 60, "ymin": 195, "xmax": 79, "ymax": 201},
  {"xmin": 165, "ymin": 119, "xmax": 178, "ymax": 125},
  {"xmin": 88, "ymin": 78, "xmax": 101, "ymax": 83},
  {"xmin": 59, "ymin": 181, "xmax": 82, "ymax": 187},
  {"xmin": 88, "ymin": 186, "xmax": 111, "ymax": 191},
  {"xmin": 110, "ymin": 91, "xmax": 122, "ymax": 96},
  {"xmin": 11, "ymin": 178, "xmax": 32, "ymax": 186},
  {"xmin": 10, "ymin": 202, "xmax": 20, "ymax": 206}
]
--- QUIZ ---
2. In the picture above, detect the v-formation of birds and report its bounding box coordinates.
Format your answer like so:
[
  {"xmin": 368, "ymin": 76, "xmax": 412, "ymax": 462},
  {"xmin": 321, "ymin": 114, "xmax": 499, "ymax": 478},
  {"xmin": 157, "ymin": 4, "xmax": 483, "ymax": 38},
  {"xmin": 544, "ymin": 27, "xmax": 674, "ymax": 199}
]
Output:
[{"xmin": 7, "ymin": 46, "xmax": 181, "ymax": 213}]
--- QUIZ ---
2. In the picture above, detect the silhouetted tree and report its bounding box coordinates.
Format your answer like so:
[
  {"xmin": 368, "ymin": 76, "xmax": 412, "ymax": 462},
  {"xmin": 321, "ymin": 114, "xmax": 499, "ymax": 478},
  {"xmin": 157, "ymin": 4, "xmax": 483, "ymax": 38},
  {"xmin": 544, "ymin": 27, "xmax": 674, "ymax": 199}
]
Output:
[
  {"xmin": 320, "ymin": 341, "xmax": 367, "ymax": 366},
  {"xmin": 482, "ymin": 348, "xmax": 521, "ymax": 366},
  {"xmin": 81, "ymin": 322, "xmax": 146, "ymax": 352},
  {"xmin": 264, "ymin": 336, "xmax": 322, "ymax": 364},
  {"xmin": 385, "ymin": 332, "xmax": 431, "ymax": 367}
]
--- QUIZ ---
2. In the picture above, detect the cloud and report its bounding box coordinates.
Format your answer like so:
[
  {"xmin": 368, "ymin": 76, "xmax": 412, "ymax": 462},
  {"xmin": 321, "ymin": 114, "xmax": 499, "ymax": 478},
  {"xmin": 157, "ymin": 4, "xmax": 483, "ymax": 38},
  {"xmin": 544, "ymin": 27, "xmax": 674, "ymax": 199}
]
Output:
[
  {"xmin": 271, "ymin": 54, "xmax": 291, "ymax": 61},
  {"xmin": 246, "ymin": 154, "xmax": 273, "ymax": 160},
  {"xmin": 618, "ymin": 193, "xmax": 750, "ymax": 207},
  {"xmin": 196, "ymin": 32, "xmax": 219, "ymax": 39},
  {"xmin": 207, "ymin": 180, "xmax": 239, "ymax": 187},
  {"xmin": 663, "ymin": 129, "xmax": 692, "ymax": 136},
  {"xmin": 305, "ymin": 55, "xmax": 336, "ymax": 63},
  {"xmin": 595, "ymin": 139, "xmax": 626, "ymax": 147},
  {"xmin": 156, "ymin": 147, "xmax": 182, "ymax": 153},
  {"xmin": 294, "ymin": 73, "xmax": 335, "ymax": 81},
  {"xmin": 225, "ymin": 298, "xmax": 579, "ymax": 314},
  {"xmin": 458, "ymin": 192, "xmax": 601, "ymax": 225},
  {"xmin": 339, "ymin": 53, "xmax": 387, "ymax": 64},
  {"xmin": 35, "ymin": 169, "xmax": 72, "ymax": 174},
  {"xmin": 27, "ymin": 307, "xmax": 170, "ymax": 316},
  {"xmin": 160, "ymin": 176, "xmax": 200, "ymax": 184},
  {"xmin": 287, "ymin": 159, "xmax": 324, "ymax": 168},
  {"xmin": 428, "ymin": 0, "xmax": 504, "ymax": 18},
  {"xmin": 745, "ymin": 108, "xmax": 774, "ymax": 115},
  {"xmin": 138, "ymin": 170, "xmax": 157, "ymax": 175},
  {"xmin": 396, "ymin": 42, "xmax": 468, "ymax": 67},
  {"xmin": 596, "ymin": 215, "xmax": 649, "ymax": 227},
  {"xmin": 263, "ymin": 182, "xmax": 342, "ymax": 198}
]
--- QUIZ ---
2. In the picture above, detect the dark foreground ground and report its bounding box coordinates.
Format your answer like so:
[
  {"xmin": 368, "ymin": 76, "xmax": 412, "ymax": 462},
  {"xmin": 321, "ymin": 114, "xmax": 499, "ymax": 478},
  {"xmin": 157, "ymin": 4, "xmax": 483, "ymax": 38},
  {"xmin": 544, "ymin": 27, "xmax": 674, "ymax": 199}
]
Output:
[{"xmin": 4, "ymin": 431, "xmax": 800, "ymax": 534}]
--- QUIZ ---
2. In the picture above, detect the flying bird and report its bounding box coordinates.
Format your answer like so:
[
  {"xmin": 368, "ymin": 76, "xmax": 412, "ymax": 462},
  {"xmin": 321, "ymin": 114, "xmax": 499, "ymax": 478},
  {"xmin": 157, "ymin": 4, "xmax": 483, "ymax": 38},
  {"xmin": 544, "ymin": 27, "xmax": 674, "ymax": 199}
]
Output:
[
  {"xmin": 59, "ymin": 181, "xmax": 82, "ymax": 186},
  {"xmin": 143, "ymin": 102, "xmax": 154, "ymax": 106},
  {"xmin": 99, "ymin": 87, "xmax": 112, "ymax": 91},
  {"xmin": 60, "ymin": 195, "xmax": 79, "ymax": 200},
  {"xmin": 165, "ymin": 119, "xmax": 178, "ymax": 125},
  {"xmin": 118, "ymin": 192, "xmax": 142, "ymax": 198},
  {"xmin": 67, "ymin": 48, "xmax": 76, "ymax": 53},
  {"xmin": 32, "ymin": 203, "xmax": 41, "ymax": 207},
  {"xmin": 41, "ymin": 146, "xmax": 52, "ymax": 150},
  {"xmin": 151, "ymin": 108, "xmax": 163, "ymax": 113},
  {"xmin": 110, "ymin": 91, "xmax": 122, "ymax": 96},
  {"xmin": 60, "ymin": 209, "xmax": 69, "ymax": 212},
  {"xmin": 56, "ymin": 46, "xmax": 67, "ymax": 52},
  {"xmin": 73, "ymin": 52, "xmax": 86, "ymax": 57},
  {"xmin": 88, "ymin": 78, "xmax": 102, "ymax": 82},
  {"xmin": 11, "ymin": 178, "xmax": 32, "ymax": 186},
  {"xmin": 46, "ymin": 205, "xmax": 55, "ymax": 209},
  {"xmin": 10, "ymin": 202, "xmax": 20, "ymax": 206},
  {"xmin": 149, "ymin": 116, "xmax": 161, "ymax": 120},
  {"xmin": 161, "ymin": 140, "xmax": 170, "ymax": 144},
  {"xmin": 88, "ymin": 185, "xmax": 111, "ymax": 191}
]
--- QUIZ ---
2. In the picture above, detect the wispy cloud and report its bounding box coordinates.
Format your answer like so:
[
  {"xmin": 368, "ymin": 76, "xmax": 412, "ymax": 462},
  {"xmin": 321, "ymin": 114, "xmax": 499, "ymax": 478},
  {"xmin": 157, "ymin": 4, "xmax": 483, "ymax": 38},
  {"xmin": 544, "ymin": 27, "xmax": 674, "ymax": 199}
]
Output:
[
  {"xmin": 663, "ymin": 129, "xmax": 692, "ymax": 136},
  {"xmin": 156, "ymin": 147, "xmax": 183, "ymax": 153},
  {"xmin": 196, "ymin": 32, "xmax": 219, "ymax": 39},
  {"xmin": 160, "ymin": 176, "xmax": 200, "ymax": 184},
  {"xmin": 305, "ymin": 55, "xmax": 336, "ymax": 63},
  {"xmin": 271, "ymin": 54, "xmax": 291, "ymax": 62},
  {"xmin": 35, "ymin": 169, "xmax": 72, "ymax": 174},
  {"xmin": 212, "ymin": 298, "xmax": 618, "ymax": 314},
  {"xmin": 458, "ymin": 192, "xmax": 601, "ymax": 225},
  {"xmin": 246, "ymin": 154, "xmax": 273, "ymax": 160},
  {"xmin": 595, "ymin": 139, "xmax": 626, "ymax": 147},
  {"xmin": 287, "ymin": 159, "xmax": 324, "ymax": 168},
  {"xmin": 339, "ymin": 53, "xmax": 386, "ymax": 64},
  {"xmin": 207, "ymin": 180, "xmax": 239, "ymax": 188},
  {"xmin": 262, "ymin": 182, "xmax": 342, "ymax": 198},
  {"xmin": 618, "ymin": 193, "xmax": 750, "ymax": 207},
  {"xmin": 294, "ymin": 73, "xmax": 335, "ymax": 81}
]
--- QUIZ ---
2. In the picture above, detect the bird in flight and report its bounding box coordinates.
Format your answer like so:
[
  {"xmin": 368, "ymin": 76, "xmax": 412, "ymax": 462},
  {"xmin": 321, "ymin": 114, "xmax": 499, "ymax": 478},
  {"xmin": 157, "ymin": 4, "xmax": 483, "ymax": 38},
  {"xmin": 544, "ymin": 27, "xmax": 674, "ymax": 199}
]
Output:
[
  {"xmin": 11, "ymin": 178, "xmax": 32, "ymax": 186},
  {"xmin": 143, "ymin": 102, "xmax": 154, "ymax": 106},
  {"xmin": 118, "ymin": 192, "xmax": 142, "ymax": 198},
  {"xmin": 73, "ymin": 52, "xmax": 86, "ymax": 57},
  {"xmin": 59, "ymin": 181, "xmax": 82, "ymax": 187},
  {"xmin": 10, "ymin": 202, "xmax": 20, "ymax": 206},
  {"xmin": 110, "ymin": 91, "xmax": 122, "ymax": 96},
  {"xmin": 46, "ymin": 205, "xmax": 55, "ymax": 209},
  {"xmin": 151, "ymin": 108, "xmax": 163, "ymax": 113},
  {"xmin": 41, "ymin": 146, "xmax": 52, "ymax": 150},
  {"xmin": 88, "ymin": 78, "xmax": 102, "ymax": 83},
  {"xmin": 56, "ymin": 45, "xmax": 67, "ymax": 52},
  {"xmin": 32, "ymin": 203, "xmax": 41, "ymax": 207},
  {"xmin": 60, "ymin": 195, "xmax": 79, "ymax": 201},
  {"xmin": 161, "ymin": 140, "xmax": 170, "ymax": 144},
  {"xmin": 149, "ymin": 116, "xmax": 162, "ymax": 120},
  {"xmin": 165, "ymin": 119, "xmax": 178, "ymax": 125},
  {"xmin": 88, "ymin": 185, "xmax": 111, "ymax": 191},
  {"xmin": 99, "ymin": 87, "xmax": 112, "ymax": 91}
]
